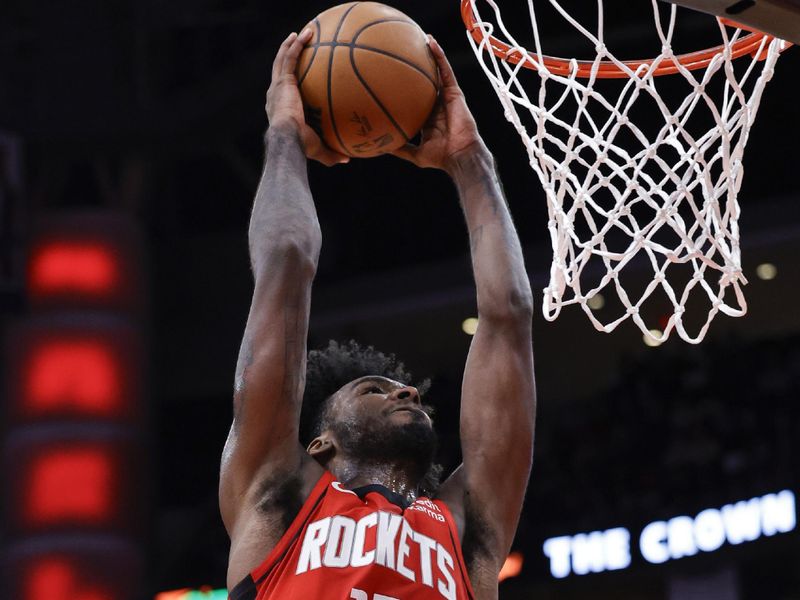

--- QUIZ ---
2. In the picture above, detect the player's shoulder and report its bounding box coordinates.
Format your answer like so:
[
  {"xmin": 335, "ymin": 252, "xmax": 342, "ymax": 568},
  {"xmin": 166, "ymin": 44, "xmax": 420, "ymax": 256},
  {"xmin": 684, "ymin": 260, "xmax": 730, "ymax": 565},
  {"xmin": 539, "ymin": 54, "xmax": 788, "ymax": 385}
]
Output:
[
  {"xmin": 226, "ymin": 458, "xmax": 327, "ymax": 589},
  {"xmin": 241, "ymin": 455, "xmax": 326, "ymax": 529}
]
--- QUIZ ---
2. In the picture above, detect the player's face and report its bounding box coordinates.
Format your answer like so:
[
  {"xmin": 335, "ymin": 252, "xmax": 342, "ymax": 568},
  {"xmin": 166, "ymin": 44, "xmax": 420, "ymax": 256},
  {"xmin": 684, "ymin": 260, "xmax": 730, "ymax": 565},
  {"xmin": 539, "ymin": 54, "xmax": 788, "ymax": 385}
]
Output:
[
  {"xmin": 328, "ymin": 376, "xmax": 436, "ymax": 465},
  {"xmin": 339, "ymin": 376, "xmax": 432, "ymax": 427}
]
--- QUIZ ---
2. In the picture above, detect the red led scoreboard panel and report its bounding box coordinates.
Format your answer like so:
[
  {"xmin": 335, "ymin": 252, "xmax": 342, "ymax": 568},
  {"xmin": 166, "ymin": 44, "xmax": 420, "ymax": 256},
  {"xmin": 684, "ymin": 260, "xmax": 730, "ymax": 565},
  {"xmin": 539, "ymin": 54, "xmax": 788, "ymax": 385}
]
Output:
[
  {"xmin": 3, "ymin": 211, "xmax": 146, "ymax": 600},
  {"xmin": 4, "ymin": 428, "xmax": 141, "ymax": 535},
  {"xmin": 26, "ymin": 213, "xmax": 144, "ymax": 312},
  {"xmin": 5, "ymin": 537, "xmax": 142, "ymax": 600},
  {"xmin": 6, "ymin": 318, "xmax": 143, "ymax": 424}
]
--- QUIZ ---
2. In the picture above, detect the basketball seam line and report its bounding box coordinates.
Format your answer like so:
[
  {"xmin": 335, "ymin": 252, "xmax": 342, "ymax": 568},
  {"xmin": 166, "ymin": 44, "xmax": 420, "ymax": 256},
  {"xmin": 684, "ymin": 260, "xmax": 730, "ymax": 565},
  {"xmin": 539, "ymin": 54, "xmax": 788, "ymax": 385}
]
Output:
[
  {"xmin": 351, "ymin": 18, "xmax": 437, "ymax": 90},
  {"xmin": 349, "ymin": 44, "xmax": 411, "ymax": 143},
  {"xmin": 345, "ymin": 16, "xmax": 436, "ymax": 147},
  {"xmin": 328, "ymin": 2, "xmax": 361, "ymax": 155},
  {"xmin": 297, "ymin": 18, "xmax": 322, "ymax": 86},
  {"xmin": 309, "ymin": 42, "xmax": 438, "ymax": 91}
]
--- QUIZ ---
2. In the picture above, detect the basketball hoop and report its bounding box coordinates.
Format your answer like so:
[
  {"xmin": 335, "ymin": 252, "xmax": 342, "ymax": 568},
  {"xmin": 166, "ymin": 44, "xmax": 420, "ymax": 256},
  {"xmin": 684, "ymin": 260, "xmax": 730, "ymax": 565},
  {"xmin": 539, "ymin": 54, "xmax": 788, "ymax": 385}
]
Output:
[
  {"xmin": 462, "ymin": 2, "xmax": 781, "ymax": 78},
  {"xmin": 462, "ymin": 0, "xmax": 791, "ymax": 343}
]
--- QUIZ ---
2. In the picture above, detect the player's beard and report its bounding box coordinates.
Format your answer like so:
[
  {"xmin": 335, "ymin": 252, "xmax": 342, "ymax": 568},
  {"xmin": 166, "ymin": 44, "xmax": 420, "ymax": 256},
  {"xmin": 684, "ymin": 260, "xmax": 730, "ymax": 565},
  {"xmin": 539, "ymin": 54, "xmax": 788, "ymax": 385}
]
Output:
[{"xmin": 332, "ymin": 409, "xmax": 437, "ymax": 480}]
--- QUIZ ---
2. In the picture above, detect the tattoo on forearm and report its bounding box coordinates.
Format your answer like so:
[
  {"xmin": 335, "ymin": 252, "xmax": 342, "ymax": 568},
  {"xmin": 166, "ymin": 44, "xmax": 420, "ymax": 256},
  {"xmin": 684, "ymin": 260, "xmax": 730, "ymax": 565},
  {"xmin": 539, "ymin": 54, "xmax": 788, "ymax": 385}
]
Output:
[
  {"xmin": 480, "ymin": 173, "xmax": 502, "ymax": 216},
  {"xmin": 279, "ymin": 272, "xmax": 309, "ymax": 403},
  {"xmin": 282, "ymin": 301, "xmax": 300, "ymax": 398},
  {"xmin": 470, "ymin": 224, "xmax": 484, "ymax": 252},
  {"xmin": 233, "ymin": 332, "xmax": 255, "ymax": 423},
  {"xmin": 457, "ymin": 151, "xmax": 531, "ymax": 316}
]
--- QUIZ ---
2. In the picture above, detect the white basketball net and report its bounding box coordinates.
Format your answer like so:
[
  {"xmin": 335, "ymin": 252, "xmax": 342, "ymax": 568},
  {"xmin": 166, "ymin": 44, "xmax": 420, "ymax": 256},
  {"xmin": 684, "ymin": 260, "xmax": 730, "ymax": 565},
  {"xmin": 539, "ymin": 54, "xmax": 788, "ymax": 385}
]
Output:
[{"xmin": 466, "ymin": 0, "xmax": 786, "ymax": 343}]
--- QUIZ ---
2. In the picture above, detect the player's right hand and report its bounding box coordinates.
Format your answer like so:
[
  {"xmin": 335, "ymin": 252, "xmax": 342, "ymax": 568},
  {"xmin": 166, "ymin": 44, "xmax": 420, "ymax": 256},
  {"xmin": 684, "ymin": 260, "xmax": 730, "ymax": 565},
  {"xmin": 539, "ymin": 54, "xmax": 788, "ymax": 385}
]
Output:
[
  {"xmin": 266, "ymin": 30, "xmax": 350, "ymax": 167},
  {"xmin": 390, "ymin": 36, "xmax": 485, "ymax": 173}
]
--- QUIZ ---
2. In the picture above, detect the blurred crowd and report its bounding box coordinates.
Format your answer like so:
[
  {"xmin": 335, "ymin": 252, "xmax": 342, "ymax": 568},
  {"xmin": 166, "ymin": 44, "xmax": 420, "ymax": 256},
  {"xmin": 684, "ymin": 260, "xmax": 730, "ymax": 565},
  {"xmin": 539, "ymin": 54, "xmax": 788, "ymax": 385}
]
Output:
[{"xmin": 526, "ymin": 334, "xmax": 800, "ymax": 539}]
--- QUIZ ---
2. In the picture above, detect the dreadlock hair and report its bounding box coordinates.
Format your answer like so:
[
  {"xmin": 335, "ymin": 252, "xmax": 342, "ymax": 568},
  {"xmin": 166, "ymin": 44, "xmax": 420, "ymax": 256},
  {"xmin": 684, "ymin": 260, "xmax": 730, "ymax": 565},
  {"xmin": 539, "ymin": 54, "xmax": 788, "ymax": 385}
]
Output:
[{"xmin": 300, "ymin": 340, "xmax": 441, "ymax": 497}]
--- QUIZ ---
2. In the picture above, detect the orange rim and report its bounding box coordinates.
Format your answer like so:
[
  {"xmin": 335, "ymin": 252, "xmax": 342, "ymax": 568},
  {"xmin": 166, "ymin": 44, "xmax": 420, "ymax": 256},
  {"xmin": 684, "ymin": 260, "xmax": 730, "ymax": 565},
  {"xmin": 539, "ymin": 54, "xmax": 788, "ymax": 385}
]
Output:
[{"xmin": 461, "ymin": 0, "xmax": 785, "ymax": 79}]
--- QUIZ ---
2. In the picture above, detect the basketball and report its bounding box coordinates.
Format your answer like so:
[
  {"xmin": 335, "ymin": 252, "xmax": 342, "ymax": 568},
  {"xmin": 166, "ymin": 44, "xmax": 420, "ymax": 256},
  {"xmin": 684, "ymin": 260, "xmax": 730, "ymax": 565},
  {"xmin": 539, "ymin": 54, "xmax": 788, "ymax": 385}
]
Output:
[{"xmin": 296, "ymin": 2, "xmax": 439, "ymax": 158}]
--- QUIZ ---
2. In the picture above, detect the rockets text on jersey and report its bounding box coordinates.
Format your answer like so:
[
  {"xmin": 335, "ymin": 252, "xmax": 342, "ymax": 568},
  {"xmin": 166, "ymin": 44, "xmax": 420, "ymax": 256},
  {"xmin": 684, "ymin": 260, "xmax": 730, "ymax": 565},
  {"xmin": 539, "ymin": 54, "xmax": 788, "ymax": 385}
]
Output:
[
  {"xmin": 229, "ymin": 471, "xmax": 475, "ymax": 600},
  {"xmin": 295, "ymin": 510, "xmax": 457, "ymax": 596}
]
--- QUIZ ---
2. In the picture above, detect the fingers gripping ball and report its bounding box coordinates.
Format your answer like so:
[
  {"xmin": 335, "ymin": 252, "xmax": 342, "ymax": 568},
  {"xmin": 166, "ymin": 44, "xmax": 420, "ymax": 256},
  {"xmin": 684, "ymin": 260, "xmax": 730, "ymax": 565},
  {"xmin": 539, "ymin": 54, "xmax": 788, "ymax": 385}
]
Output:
[{"xmin": 296, "ymin": 2, "xmax": 439, "ymax": 158}]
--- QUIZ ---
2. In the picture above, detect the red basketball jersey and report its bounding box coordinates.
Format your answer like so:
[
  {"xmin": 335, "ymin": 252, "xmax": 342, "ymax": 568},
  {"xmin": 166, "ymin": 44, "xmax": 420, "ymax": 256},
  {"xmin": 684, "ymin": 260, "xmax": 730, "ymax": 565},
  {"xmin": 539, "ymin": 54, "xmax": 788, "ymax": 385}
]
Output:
[{"xmin": 229, "ymin": 471, "xmax": 475, "ymax": 600}]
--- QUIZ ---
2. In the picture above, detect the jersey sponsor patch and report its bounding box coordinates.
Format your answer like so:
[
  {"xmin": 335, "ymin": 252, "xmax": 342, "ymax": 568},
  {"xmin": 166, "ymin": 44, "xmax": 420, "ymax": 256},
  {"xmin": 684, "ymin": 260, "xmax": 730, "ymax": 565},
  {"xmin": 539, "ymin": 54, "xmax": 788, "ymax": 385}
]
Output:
[{"xmin": 407, "ymin": 498, "xmax": 446, "ymax": 522}]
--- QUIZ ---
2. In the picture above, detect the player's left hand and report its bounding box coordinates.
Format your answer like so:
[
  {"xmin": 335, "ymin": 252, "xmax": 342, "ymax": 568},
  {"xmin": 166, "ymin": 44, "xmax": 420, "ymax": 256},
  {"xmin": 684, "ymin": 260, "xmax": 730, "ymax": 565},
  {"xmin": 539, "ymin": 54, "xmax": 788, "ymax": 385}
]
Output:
[
  {"xmin": 267, "ymin": 29, "xmax": 350, "ymax": 167},
  {"xmin": 390, "ymin": 36, "xmax": 487, "ymax": 173}
]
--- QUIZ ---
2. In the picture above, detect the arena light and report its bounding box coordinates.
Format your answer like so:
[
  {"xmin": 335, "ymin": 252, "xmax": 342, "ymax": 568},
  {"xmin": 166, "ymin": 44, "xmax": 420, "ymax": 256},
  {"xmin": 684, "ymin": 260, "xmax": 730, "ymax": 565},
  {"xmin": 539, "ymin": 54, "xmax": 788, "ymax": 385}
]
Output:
[
  {"xmin": 498, "ymin": 552, "xmax": 524, "ymax": 582},
  {"xmin": 22, "ymin": 445, "xmax": 117, "ymax": 527},
  {"xmin": 587, "ymin": 294, "xmax": 605, "ymax": 310},
  {"xmin": 756, "ymin": 262, "xmax": 777, "ymax": 280},
  {"xmin": 29, "ymin": 241, "xmax": 119, "ymax": 298},
  {"xmin": 643, "ymin": 329, "xmax": 663, "ymax": 347},
  {"xmin": 461, "ymin": 317, "xmax": 479, "ymax": 336}
]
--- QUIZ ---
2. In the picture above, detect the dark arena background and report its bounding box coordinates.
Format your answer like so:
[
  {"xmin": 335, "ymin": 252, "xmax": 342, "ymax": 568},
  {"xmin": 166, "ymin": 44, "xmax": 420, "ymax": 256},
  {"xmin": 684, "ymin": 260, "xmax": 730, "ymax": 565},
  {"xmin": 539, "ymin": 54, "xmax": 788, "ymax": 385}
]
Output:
[{"xmin": 2, "ymin": 1, "xmax": 800, "ymax": 599}]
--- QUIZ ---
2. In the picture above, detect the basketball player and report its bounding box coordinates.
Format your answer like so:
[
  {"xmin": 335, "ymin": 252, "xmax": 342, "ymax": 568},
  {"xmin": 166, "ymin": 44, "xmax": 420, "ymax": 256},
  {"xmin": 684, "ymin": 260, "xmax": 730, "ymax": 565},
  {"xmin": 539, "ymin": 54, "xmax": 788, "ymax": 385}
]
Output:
[{"xmin": 220, "ymin": 29, "xmax": 535, "ymax": 599}]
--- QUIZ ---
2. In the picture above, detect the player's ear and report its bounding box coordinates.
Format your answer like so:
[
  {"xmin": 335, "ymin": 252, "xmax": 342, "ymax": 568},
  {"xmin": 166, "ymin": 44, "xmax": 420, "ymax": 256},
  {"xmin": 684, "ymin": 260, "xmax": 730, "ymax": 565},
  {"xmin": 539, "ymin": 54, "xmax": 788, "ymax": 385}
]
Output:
[{"xmin": 307, "ymin": 433, "xmax": 335, "ymax": 462}]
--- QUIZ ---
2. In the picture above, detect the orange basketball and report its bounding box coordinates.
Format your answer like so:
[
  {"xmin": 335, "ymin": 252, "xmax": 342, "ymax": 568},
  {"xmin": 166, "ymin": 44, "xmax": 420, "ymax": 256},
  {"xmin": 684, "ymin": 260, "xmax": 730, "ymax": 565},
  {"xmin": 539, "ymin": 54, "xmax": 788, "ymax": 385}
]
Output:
[{"xmin": 296, "ymin": 2, "xmax": 439, "ymax": 158}]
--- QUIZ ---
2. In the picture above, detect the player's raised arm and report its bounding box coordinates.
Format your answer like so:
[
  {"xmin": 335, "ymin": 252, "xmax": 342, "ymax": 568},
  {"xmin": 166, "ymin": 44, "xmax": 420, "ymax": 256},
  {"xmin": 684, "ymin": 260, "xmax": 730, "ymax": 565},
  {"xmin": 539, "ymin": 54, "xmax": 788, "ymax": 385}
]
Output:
[
  {"xmin": 392, "ymin": 36, "xmax": 536, "ymax": 593},
  {"xmin": 219, "ymin": 30, "xmax": 348, "ymax": 533}
]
